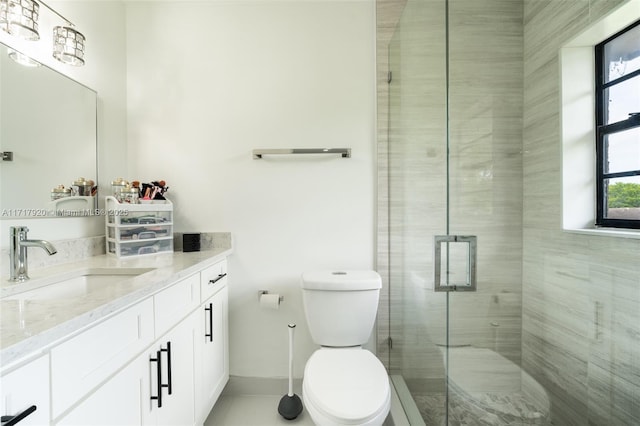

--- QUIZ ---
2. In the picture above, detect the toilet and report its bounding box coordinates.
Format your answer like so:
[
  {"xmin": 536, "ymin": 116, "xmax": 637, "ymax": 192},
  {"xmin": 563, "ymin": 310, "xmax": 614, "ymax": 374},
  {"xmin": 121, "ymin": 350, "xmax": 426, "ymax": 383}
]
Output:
[{"xmin": 301, "ymin": 271, "xmax": 391, "ymax": 426}]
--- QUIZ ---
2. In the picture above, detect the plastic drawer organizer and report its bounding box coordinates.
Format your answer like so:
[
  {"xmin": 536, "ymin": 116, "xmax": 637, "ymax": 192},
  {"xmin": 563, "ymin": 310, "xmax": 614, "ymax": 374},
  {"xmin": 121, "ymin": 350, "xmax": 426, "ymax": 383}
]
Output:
[{"xmin": 105, "ymin": 196, "xmax": 173, "ymax": 257}]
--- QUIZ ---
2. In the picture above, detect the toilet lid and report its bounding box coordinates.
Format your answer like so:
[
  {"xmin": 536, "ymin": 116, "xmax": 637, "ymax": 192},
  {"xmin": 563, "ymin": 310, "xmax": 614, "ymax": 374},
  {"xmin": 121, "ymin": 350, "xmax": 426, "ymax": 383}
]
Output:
[{"xmin": 303, "ymin": 349, "xmax": 390, "ymax": 424}]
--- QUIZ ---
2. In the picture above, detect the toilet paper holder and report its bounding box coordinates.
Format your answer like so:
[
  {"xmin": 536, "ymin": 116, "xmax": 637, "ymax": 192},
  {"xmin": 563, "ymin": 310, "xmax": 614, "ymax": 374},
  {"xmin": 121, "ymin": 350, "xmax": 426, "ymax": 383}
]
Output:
[{"xmin": 258, "ymin": 290, "xmax": 284, "ymax": 303}]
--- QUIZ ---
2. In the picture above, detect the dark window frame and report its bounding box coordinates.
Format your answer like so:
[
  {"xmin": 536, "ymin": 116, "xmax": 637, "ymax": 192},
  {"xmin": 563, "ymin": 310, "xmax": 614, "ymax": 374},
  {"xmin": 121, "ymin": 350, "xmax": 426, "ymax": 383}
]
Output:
[{"xmin": 595, "ymin": 20, "xmax": 640, "ymax": 229}]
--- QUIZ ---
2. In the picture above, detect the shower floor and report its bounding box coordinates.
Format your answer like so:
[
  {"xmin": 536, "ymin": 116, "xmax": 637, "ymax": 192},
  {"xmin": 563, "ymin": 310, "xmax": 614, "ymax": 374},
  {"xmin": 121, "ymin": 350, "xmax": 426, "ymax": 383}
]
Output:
[{"xmin": 412, "ymin": 391, "xmax": 549, "ymax": 426}]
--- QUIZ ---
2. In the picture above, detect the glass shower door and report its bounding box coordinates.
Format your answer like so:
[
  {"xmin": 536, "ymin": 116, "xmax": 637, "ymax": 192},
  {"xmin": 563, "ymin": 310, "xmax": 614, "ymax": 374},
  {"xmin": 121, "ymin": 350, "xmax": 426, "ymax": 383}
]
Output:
[
  {"xmin": 387, "ymin": 0, "xmax": 449, "ymax": 423},
  {"xmin": 443, "ymin": 0, "xmax": 539, "ymax": 424},
  {"xmin": 386, "ymin": 0, "xmax": 538, "ymax": 424}
]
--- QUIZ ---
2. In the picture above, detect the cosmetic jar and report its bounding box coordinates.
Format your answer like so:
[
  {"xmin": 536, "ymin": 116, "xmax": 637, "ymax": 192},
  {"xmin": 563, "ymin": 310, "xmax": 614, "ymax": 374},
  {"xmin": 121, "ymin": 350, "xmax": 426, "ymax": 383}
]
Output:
[
  {"xmin": 51, "ymin": 185, "xmax": 71, "ymax": 200},
  {"xmin": 119, "ymin": 185, "xmax": 139, "ymax": 204},
  {"xmin": 111, "ymin": 178, "xmax": 128, "ymax": 199},
  {"xmin": 73, "ymin": 177, "xmax": 93, "ymax": 196}
]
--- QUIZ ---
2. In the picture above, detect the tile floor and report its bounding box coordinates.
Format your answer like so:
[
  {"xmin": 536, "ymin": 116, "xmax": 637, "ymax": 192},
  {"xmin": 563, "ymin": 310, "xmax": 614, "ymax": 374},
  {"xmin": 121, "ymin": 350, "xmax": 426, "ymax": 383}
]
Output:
[
  {"xmin": 204, "ymin": 394, "xmax": 315, "ymax": 426},
  {"xmin": 204, "ymin": 375, "xmax": 404, "ymax": 426}
]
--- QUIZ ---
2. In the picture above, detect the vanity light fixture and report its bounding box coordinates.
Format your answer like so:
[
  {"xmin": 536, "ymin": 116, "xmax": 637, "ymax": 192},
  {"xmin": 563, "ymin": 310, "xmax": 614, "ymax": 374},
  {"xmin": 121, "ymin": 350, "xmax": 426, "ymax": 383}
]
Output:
[
  {"xmin": 40, "ymin": 0, "xmax": 85, "ymax": 67},
  {"xmin": 52, "ymin": 25, "xmax": 84, "ymax": 66},
  {"xmin": 0, "ymin": 0, "xmax": 85, "ymax": 67},
  {"xmin": 0, "ymin": 0, "xmax": 40, "ymax": 41}
]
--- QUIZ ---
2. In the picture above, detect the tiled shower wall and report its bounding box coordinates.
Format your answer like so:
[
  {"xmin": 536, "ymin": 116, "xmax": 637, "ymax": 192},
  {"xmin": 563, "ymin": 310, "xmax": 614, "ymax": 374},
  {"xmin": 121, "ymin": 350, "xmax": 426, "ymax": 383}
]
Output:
[{"xmin": 522, "ymin": 1, "xmax": 639, "ymax": 425}]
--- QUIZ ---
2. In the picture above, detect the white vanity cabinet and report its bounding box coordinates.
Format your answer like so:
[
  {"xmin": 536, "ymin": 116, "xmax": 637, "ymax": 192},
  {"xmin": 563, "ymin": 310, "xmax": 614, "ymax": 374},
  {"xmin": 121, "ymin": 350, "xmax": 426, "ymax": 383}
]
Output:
[
  {"xmin": 147, "ymin": 273, "xmax": 199, "ymax": 425},
  {"xmin": 154, "ymin": 273, "xmax": 200, "ymax": 337},
  {"xmin": 56, "ymin": 352, "xmax": 150, "ymax": 426},
  {"xmin": 195, "ymin": 260, "xmax": 229, "ymax": 424},
  {"xmin": 56, "ymin": 312, "xmax": 198, "ymax": 426},
  {"xmin": 3, "ymin": 254, "xmax": 232, "ymax": 426},
  {"xmin": 50, "ymin": 298, "xmax": 155, "ymax": 419},
  {"xmin": 55, "ymin": 284, "xmax": 199, "ymax": 426},
  {"xmin": 0, "ymin": 355, "xmax": 50, "ymax": 426},
  {"xmin": 151, "ymin": 311, "xmax": 198, "ymax": 426}
]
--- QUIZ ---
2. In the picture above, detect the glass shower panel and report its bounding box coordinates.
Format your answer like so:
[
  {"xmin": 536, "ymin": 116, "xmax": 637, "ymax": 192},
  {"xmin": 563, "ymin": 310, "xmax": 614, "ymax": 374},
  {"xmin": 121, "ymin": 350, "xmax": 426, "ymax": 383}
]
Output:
[
  {"xmin": 387, "ymin": 0, "xmax": 449, "ymax": 424},
  {"xmin": 445, "ymin": 0, "xmax": 532, "ymax": 423}
]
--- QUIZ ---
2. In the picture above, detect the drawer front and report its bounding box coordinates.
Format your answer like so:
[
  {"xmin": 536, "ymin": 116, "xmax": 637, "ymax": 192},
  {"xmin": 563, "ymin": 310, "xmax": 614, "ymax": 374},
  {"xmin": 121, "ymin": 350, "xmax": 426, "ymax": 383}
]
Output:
[
  {"xmin": 154, "ymin": 273, "xmax": 200, "ymax": 337},
  {"xmin": 108, "ymin": 224, "xmax": 173, "ymax": 241},
  {"xmin": 51, "ymin": 298, "xmax": 154, "ymax": 418},
  {"xmin": 1, "ymin": 355, "xmax": 50, "ymax": 426},
  {"xmin": 107, "ymin": 238, "xmax": 173, "ymax": 258},
  {"xmin": 112, "ymin": 210, "xmax": 172, "ymax": 225},
  {"xmin": 200, "ymin": 259, "xmax": 228, "ymax": 302}
]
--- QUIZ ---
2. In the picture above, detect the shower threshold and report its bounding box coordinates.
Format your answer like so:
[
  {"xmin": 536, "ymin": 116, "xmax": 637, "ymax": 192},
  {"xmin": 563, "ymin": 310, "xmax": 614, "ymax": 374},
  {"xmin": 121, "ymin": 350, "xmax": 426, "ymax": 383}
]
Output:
[{"xmin": 390, "ymin": 375, "xmax": 426, "ymax": 426}]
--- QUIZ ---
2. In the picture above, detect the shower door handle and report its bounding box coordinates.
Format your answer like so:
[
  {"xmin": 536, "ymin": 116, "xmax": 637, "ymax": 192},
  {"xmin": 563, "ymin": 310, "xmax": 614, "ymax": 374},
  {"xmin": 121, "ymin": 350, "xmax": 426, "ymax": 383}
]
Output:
[{"xmin": 434, "ymin": 235, "xmax": 477, "ymax": 292}]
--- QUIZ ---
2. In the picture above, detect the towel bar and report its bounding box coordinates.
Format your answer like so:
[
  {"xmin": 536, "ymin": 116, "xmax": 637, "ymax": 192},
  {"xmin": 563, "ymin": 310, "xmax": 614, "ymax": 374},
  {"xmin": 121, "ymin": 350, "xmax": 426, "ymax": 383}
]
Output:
[{"xmin": 252, "ymin": 148, "xmax": 351, "ymax": 159}]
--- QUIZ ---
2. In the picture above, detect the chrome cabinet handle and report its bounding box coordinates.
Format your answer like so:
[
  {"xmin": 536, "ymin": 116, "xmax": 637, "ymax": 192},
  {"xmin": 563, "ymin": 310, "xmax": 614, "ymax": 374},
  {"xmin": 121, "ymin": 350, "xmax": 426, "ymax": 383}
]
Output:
[
  {"xmin": 150, "ymin": 350, "xmax": 163, "ymax": 407},
  {"xmin": 208, "ymin": 273, "xmax": 227, "ymax": 285},
  {"xmin": 205, "ymin": 303, "xmax": 214, "ymax": 342},
  {"xmin": 1, "ymin": 405, "xmax": 37, "ymax": 426}
]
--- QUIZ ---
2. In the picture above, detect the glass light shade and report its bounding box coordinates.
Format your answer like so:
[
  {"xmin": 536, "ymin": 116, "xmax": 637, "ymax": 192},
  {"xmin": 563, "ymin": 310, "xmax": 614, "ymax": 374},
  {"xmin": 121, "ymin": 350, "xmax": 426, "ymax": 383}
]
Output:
[
  {"xmin": 53, "ymin": 25, "xmax": 84, "ymax": 66},
  {"xmin": 1, "ymin": 0, "xmax": 40, "ymax": 41},
  {"xmin": 8, "ymin": 48, "xmax": 40, "ymax": 67}
]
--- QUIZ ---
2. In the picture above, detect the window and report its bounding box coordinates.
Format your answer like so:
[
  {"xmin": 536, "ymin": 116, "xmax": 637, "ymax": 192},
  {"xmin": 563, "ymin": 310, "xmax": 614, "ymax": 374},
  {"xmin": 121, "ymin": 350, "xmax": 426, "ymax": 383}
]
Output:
[{"xmin": 595, "ymin": 20, "xmax": 640, "ymax": 229}]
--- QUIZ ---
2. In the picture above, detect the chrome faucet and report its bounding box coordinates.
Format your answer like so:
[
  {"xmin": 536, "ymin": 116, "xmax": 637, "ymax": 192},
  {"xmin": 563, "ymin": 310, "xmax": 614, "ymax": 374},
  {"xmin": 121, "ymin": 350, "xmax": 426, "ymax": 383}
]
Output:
[{"xmin": 9, "ymin": 226, "xmax": 57, "ymax": 282}]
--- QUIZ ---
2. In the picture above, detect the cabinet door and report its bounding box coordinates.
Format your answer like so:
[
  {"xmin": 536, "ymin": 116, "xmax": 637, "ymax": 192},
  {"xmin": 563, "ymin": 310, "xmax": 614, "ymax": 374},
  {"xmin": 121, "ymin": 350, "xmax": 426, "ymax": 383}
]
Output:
[
  {"xmin": 50, "ymin": 298, "xmax": 154, "ymax": 418},
  {"xmin": 0, "ymin": 355, "xmax": 50, "ymax": 426},
  {"xmin": 56, "ymin": 354, "xmax": 150, "ymax": 426},
  {"xmin": 155, "ymin": 273, "xmax": 200, "ymax": 338},
  {"xmin": 195, "ymin": 285, "xmax": 228, "ymax": 424},
  {"xmin": 60, "ymin": 310, "xmax": 198, "ymax": 426},
  {"xmin": 148, "ymin": 311, "xmax": 197, "ymax": 426}
]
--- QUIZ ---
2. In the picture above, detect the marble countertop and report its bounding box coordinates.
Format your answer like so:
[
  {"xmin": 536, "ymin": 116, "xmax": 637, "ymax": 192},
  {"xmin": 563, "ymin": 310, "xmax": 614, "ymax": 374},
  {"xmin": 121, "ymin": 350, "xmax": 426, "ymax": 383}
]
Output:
[{"xmin": 0, "ymin": 248, "xmax": 232, "ymax": 369}]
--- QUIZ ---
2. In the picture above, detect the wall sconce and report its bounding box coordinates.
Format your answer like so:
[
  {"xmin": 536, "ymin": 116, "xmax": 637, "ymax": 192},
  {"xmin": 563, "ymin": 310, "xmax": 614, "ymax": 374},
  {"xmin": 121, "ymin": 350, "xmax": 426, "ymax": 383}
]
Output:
[
  {"xmin": 0, "ymin": 0, "xmax": 85, "ymax": 67},
  {"xmin": 0, "ymin": 0, "xmax": 40, "ymax": 41},
  {"xmin": 53, "ymin": 25, "xmax": 84, "ymax": 66}
]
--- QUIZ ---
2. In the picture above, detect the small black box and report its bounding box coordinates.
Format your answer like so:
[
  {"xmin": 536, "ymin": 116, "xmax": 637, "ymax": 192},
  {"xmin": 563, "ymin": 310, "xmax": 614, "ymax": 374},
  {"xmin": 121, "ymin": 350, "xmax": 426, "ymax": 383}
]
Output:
[{"xmin": 183, "ymin": 233, "xmax": 201, "ymax": 252}]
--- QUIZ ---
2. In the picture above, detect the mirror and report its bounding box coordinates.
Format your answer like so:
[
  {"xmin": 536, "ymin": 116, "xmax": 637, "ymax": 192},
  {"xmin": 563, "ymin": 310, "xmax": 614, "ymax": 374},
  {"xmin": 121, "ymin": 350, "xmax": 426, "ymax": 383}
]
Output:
[{"xmin": 0, "ymin": 43, "xmax": 97, "ymax": 219}]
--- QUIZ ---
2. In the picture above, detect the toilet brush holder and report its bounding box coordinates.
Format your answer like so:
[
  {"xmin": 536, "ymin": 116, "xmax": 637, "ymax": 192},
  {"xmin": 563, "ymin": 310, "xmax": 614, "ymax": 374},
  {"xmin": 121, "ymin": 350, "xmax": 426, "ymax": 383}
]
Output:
[{"xmin": 278, "ymin": 324, "xmax": 303, "ymax": 420}]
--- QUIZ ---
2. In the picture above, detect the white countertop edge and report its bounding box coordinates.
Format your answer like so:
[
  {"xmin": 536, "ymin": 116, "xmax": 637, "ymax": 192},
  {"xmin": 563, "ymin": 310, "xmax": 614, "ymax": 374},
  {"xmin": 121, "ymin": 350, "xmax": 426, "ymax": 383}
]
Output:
[{"xmin": 0, "ymin": 248, "xmax": 232, "ymax": 371}]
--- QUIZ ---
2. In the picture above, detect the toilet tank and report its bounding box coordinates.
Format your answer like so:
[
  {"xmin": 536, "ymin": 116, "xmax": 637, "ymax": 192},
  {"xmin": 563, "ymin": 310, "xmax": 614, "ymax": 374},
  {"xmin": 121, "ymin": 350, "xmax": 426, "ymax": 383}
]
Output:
[{"xmin": 301, "ymin": 271, "xmax": 382, "ymax": 347}]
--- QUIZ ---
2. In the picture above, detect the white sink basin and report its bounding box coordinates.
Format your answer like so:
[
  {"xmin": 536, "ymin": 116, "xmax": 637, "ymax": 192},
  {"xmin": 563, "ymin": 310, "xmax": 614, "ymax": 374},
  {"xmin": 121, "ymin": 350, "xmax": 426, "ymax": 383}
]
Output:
[{"xmin": 2, "ymin": 268, "xmax": 155, "ymax": 300}]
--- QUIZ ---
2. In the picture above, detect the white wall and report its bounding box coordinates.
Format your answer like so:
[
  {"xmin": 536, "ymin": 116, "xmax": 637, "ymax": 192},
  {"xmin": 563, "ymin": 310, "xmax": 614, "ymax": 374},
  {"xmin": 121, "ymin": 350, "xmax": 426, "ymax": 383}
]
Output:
[
  {"xmin": 0, "ymin": 1, "xmax": 127, "ymax": 247},
  {"xmin": 125, "ymin": 1, "xmax": 376, "ymax": 378}
]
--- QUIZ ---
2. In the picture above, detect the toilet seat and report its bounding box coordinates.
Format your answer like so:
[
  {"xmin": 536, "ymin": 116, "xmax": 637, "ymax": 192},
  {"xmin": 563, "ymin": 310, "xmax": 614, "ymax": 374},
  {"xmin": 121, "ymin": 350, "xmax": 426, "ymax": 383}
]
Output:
[{"xmin": 303, "ymin": 348, "xmax": 390, "ymax": 425}]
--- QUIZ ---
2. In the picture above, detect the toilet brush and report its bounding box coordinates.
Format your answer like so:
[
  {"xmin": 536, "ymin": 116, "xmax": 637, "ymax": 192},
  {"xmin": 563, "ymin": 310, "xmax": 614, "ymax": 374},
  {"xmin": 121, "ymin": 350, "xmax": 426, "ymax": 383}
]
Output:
[{"xmin": 278, "ymin": 324, "xmax": 303, "ymax": 420}]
